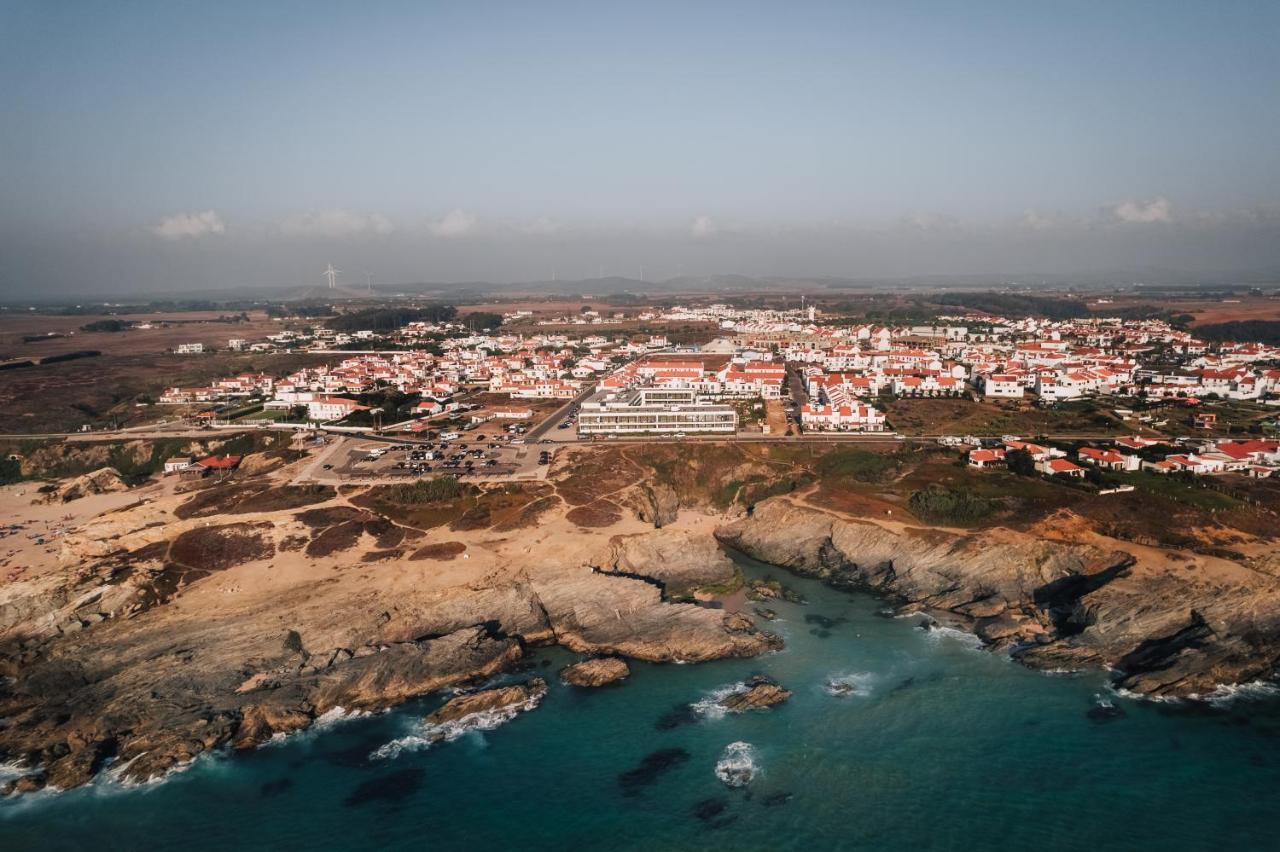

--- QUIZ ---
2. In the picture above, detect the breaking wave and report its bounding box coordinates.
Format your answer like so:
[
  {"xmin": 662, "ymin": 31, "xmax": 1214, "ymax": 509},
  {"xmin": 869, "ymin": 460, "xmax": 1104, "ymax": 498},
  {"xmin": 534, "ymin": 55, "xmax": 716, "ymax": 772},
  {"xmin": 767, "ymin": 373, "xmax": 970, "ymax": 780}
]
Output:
[
  {"xmin": 690, "ymin": 682, "xmax": 751, "ymax": 720},
  {"xmin": 371, "ymin": 694, "xmax": 544, "ymax": 761},
  {"xmin": 715, "ymin": 741, "xmax": 759, "ymax": 788},
  {"xmin": 921, "ymin": 623, "xmax": 985, "ymax": 651},
  {"xmin": 824, "ymin": 672, "xmax": 876, "ymax": 698},
  {"xmin": 1198, "ymin": 681, "xmax": 1280, "ymax": 708}
]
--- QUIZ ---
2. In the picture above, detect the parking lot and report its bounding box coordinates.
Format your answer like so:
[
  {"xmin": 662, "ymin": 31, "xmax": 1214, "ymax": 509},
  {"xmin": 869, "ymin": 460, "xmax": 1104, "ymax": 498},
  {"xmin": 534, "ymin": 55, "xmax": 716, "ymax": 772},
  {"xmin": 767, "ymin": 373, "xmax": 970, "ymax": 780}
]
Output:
[{"xmin": 307, "ymin": 419, "xmax": 566, "ymax": 484}]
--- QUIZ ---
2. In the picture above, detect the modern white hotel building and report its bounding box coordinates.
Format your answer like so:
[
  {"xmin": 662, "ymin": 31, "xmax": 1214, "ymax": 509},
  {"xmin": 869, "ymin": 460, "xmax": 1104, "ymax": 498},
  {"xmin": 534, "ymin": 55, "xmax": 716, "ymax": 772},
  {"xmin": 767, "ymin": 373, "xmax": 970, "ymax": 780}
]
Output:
[{"xmin": 576, "ymin": 387, "xmax": 737, "ymax": 436}]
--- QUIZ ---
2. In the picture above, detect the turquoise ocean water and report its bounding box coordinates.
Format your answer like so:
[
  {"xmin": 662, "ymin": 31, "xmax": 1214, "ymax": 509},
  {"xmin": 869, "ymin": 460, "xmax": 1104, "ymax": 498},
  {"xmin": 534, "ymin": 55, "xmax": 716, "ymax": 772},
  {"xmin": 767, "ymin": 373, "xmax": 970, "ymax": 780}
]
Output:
[{"xmin": 3, "ymin": 551, "xmax": 1279, "ymax": 851}]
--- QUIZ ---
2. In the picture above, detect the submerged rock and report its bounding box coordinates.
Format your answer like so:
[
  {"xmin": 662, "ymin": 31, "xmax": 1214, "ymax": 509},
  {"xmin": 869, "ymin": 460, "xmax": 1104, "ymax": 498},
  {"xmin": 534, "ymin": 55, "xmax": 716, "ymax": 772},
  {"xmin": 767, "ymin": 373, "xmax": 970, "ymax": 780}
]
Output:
[
  {"xmin": 715, "ymin": 741, "xmax": 759, "ymax": 787},
  {"xmin": 0, "ymin": 774, "xmax": 46, "ymax": 796},
  {"xmin": 745, "ymin": 578, "xmax": 806, "ymax": 604},
  {"xmin": 560, "ymin": 657, "xmax": 630, "ymax": 688},
  {"xmin": 618, "ymin": 747, "xmax": 691, "ymax": 796},
  {"xmin": 1087, "ymin": 699, "xmax": 1127, "ymax": 724}
]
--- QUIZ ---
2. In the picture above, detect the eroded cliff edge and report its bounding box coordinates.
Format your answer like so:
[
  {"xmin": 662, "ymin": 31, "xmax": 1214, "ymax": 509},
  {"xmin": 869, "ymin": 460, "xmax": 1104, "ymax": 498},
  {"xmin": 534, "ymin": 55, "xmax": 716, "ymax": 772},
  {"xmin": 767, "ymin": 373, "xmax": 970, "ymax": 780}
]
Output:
[
  {"xmin": 716, "ymin": 499, "xmax": 1280, "ymax": 697},
  {"xmin": 0, "ymin": 489, "xmax": 777, "ymax": 793}
]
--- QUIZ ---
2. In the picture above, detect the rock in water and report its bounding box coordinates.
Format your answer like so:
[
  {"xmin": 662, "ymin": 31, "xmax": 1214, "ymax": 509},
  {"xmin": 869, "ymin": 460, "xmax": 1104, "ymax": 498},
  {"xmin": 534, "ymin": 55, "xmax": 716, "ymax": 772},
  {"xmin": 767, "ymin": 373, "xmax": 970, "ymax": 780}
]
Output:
[
  {"xmin": 422, "ymin": 679, "xmax": 547, "ymax": 743},
  {"xmin": 720, "ymin": 675, "xmax": 792, "ymax": 712},
  {"xmin": 715, "ymin": 741, "xmax": 759, "ymax": 787},
  {"xmin": 1087, "ymin": 698, "xmax": 1127, "ymax": 724},
  {"xmin": 560, "ymin": 657, "xmax": 630, "ymax": 687}
]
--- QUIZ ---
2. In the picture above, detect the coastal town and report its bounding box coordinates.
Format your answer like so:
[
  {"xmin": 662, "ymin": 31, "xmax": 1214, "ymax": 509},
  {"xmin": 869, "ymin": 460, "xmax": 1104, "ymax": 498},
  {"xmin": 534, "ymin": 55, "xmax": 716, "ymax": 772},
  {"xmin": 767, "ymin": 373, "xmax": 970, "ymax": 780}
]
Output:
[{"xmin": 143, "ymin": 299, "xmax": 1280, "ymax": 486}]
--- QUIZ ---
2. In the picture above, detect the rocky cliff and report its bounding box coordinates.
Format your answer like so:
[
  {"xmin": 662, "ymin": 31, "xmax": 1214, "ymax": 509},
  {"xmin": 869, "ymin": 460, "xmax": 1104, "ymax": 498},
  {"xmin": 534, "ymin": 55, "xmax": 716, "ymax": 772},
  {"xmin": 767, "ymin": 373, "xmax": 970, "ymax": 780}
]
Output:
[
  {"xmin": 716, "ymin": 500, "xmax": 1280, "ymax": 697},
  {"xmin": 0, "ymin": 497, "xmax": 778, "ymax": 793}
]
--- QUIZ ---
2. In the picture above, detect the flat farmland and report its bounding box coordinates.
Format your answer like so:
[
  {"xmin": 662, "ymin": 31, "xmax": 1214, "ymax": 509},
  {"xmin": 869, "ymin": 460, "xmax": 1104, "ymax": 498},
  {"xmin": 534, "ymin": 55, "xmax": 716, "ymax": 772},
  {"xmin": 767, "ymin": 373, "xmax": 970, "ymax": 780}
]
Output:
[
  {"xmin": 0, "ymin": 350, "xmax": 331, "ymax": 434},
  {"xmin": 0, "ymin": 310, "xmax": 299, "ymax": 360},
  {"xmin": 1087, "ymin": 295, "xmax": 1280, "ymax": 326}
]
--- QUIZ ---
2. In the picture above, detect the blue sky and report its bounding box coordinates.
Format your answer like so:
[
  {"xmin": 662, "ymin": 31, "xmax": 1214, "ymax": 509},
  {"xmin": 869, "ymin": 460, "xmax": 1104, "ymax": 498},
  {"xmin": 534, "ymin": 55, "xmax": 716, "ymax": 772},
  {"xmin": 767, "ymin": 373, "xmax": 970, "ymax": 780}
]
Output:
[{"xmin": 1, "ymin": 1, "xmax": 1278, "ymax": 293}]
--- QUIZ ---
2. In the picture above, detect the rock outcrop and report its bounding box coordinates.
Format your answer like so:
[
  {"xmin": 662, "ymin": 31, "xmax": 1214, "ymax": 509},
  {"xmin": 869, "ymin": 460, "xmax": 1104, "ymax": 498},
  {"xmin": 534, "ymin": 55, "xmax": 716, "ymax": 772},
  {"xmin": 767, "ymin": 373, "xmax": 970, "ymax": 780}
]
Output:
[
  {"xmin": 596, "ymin": 528, "xmax": 739, "ymax": 595},
  {"xmin": 716, "ymin": 500, "xmax": 1280, "ymax": 697},
  {"xmin": 626, "ymin": 482, "xmax": 681, "ymax": 527},
  {"xmin": 39, "ymin": 467, "xmax": 129, "ymax": 503},
  {"xmin": 425, "ymin": 679, "xmax": 547, "ymax": 732},
  {"xmin": 560, "ymin": 657, "xmax": 630, "ymax": 687},
  {"xmin": 0, "ymin": 513, "xmax": 779, "ymax": 793},
  {"xmin": 720, "ymin": 675, "xmax": 792, "ymax": 711}
]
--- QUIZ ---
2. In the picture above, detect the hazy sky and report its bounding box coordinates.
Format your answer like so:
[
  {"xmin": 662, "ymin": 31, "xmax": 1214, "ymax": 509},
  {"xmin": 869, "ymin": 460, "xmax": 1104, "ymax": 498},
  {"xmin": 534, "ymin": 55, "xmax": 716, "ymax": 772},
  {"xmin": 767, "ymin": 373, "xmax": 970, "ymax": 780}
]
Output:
[{"xmin": 2, "ymin": 1, "xmax": 1279, "ymax": 296}]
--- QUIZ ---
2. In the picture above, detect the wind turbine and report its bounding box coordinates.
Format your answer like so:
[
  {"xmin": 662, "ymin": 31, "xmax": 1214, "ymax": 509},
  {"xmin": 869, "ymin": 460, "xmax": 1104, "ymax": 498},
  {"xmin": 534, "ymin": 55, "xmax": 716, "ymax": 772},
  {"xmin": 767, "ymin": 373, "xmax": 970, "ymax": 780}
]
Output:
[
  {"xmin": 323, "ymin": 264, "xmax": 340, "ymax": 290},
  {"xmin": 364, "ymin": 271, "xmax": 373, "ymax": 293}
]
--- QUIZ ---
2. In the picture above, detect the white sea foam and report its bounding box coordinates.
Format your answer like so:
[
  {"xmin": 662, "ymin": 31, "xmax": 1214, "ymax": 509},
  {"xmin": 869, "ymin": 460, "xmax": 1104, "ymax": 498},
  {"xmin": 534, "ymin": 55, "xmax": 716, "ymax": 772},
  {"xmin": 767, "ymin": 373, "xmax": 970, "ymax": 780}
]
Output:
[
  {"xmin": 922, "ymin": 624, "xmax": 985, "ymax": 651},
  {"xmin": 1106, "ymin": 684, "xmax": 1182, "ymax": 705},
  {"xmin": 824, "ymin": 671, "xmax": 876, "ymax": 698},
  {"xmin": 262, "ymin": 705, "xmax": 372, "ymax": 747},
  {"xmin": 370, "ymin": 694, "xmax": 544, "ymax": 761},
  {"xmin": 715, "ymin": 741, "xmax": 759, "ymax": 788},
  {"xmin": 0, "ymin": 759, "xmax": 33, "ymax": 783},
  {"xmin": 690, "ymin": 682, "xmax": 750, "ymax": 720},
  {"xmin": 1197, "ymin": 681, "xmax": 1280, "ymax": 708}
]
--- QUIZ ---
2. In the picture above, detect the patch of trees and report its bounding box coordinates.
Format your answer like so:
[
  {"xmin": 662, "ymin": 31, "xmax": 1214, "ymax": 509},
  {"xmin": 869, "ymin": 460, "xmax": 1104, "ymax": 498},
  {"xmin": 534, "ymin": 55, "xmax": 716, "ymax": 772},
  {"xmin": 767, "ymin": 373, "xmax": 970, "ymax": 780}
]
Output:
[
  {"xmin": 326, "ymin": 305, "xmax": 458, "ymax": 332},
  {"xmin": 0, "ymin": 457, "xmax": 21, "ymax": 485},
  {"xmin": 386, "ymin": 476, "xmax": 462, "ymax": 504},
  {"xmin": 40, "ymin": 350, "xmax": 101, "ymax": 364},
  {"xmin": 816, "ymin": 448, "xmax": 900, "ymax": 482},
  {"xmin": 1006, "ymin": 448, "xmax": 1036, "ymax": 476},
  {"xmin": 460, "ymin": 311, "xmax": 504, "ymax": 331},
  {"xmin": 935, "ymin": 292, "xmax": 1090, "ymax": 320},
  {"xmin": 908, "ymin": 485, "xmax": 997, "ymax": 525},
  {"xmin": 1195, "ymin": 320, "xmax": 1280, "ymax": 346},
  {"xmin": 265, "ymin": 303, "xmax": 333, "ymax": 318},
  {"xmin": 80, "ymin": 319, "xmax": 134, "ymax": 333},
  {"xmin": 0, "ymin": 350, "xmax": 101, "ymax": 371},
  {"xmin": 602, "ymin": 292, "xmax": 646, "ymax": 305}
]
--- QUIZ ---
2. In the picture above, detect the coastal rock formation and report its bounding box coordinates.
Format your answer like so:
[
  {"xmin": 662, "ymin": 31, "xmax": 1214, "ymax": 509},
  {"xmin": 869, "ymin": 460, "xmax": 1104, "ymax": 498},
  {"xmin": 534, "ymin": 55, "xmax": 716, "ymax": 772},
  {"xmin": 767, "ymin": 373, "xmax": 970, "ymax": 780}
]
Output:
[
  {"xmin": 39, "ymin": 467, "xmax": 129, "ymax": 503},
  {"xmin": 626, "ymin": 482, "xmax": 681, "ymax": 528},
  {"xmin": 597, "ymin": 529, "xmax": 739, "ymax": 595},
  {"xmin": 425, "ymin": 679, "xmax": 547, "ymax": 729},
  {"xmin": 560, "ymin": 657, "xmax": 630, "ymax": 687},
  {"xmin": 720, "ymin": 675, "xmax": 792, "ymax": 711},
  {"xmin": 717, "ymin": 500, "xmax": 1280, "ymax": 697},
  {"xmin": 0, "ymin": 495, "xmax": 780, "ymax": 792}
]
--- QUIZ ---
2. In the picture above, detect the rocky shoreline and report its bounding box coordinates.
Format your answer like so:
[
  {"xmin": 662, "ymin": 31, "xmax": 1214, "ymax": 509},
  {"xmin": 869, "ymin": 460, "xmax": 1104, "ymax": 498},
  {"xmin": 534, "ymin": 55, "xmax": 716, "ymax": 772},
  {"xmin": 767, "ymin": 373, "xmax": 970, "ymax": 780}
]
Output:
[
  {"xmin": 716, "ymin": 499, "xmax": 1280, "ymax": 698},
  {"xmin": 0, "ymin": 494, "xmax": 779, "ymax": 794},
  {"xmin": 3, "ymin": 477, "xmax": 1279, "ymax": 797}
]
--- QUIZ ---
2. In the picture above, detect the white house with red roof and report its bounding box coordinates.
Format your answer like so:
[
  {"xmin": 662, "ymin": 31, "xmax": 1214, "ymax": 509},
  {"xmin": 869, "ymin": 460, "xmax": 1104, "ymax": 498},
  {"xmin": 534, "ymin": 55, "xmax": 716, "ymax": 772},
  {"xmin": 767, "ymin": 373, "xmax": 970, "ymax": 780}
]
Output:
[
  {"xmin": 307, "ymin": 396, "xmax": 368, "ymax": 421},
  {"xmin": 1038, "ymin": 458, "xmax": 1086, "ymax": 478},
  {"xmin": 1078, "ymin": 447, "xmax": 1141, "ymax": 471},
  {"xmin": 967, "ymin": 448, "xmax": 1006, "ymax": 468}
]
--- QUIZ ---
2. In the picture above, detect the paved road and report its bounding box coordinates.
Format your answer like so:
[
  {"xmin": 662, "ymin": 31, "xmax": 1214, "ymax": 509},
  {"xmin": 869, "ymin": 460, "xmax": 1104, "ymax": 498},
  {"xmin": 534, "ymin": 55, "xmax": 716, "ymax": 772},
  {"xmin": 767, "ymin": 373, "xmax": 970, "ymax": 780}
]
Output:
[{"xmin": 525, "ymin": 384, "xmax": 595, "ymax": 443}]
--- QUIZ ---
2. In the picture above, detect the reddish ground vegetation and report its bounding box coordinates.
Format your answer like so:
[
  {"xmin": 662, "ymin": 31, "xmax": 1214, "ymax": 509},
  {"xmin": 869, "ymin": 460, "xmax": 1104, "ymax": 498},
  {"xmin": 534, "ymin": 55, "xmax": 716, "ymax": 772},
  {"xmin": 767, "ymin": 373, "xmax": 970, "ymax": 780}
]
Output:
[
  {"xmin": 565, "ymin": 499, "xmax": 623, "ymax": 528},
  {"xmin": 409, "ymin": 541, "xmax": 467, "ymax": 560},
  {"xmin": 168, "ymin": 523, "xmax": 275, "ymax": 571}
]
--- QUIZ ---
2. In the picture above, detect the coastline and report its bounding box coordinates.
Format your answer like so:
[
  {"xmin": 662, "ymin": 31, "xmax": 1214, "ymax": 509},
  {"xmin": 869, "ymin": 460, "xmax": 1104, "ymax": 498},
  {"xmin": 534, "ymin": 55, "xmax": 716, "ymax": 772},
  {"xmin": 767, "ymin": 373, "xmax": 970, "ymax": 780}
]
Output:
[{"xmin": 2, "ymin": 443, "xmax": 1279, "ymax": 797}]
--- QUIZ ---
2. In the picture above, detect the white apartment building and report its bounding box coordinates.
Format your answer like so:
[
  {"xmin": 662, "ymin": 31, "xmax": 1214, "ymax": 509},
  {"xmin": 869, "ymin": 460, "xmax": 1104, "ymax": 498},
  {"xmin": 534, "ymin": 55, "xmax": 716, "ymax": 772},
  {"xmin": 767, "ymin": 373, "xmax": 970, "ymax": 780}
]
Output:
[
  {"xmin": 979, "ymin": 373, "xmax": 1024, "ymax": 398},
  {"xmin": 577, "ymin": 387, "xmax": 736, "ymax": 436}
]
